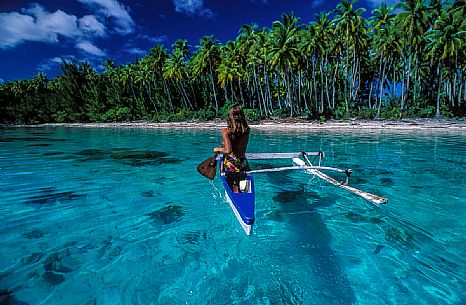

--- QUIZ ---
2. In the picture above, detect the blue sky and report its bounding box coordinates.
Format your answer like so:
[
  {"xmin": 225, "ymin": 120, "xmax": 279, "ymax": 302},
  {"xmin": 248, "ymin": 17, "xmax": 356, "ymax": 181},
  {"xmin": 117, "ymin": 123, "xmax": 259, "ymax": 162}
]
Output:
[{"xmin": 0, "ymin": 0, "xmax": 396, "ymax": 83}]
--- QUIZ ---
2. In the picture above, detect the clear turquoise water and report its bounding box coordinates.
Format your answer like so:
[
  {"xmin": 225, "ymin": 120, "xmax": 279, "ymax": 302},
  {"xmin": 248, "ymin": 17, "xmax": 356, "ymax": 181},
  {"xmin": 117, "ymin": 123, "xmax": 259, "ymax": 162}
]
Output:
[{"xmin": 1, "ymin": 127, "xmax": 465, "ymax": 305}]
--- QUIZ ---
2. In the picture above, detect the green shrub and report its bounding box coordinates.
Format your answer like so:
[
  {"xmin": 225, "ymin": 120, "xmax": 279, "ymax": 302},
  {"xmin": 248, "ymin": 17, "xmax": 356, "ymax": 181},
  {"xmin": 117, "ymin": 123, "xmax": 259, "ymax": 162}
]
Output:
[
  {"xmin": 356, "ymin": 106, "xmax": 376, "ymax": 119},
  {"xmin": 219, "ymin": 101, "xmax": 236, "ymax": 119},
  {"xmin": 243, "ymin": 108, "xmax": 262, "ymax": 122},
  {"xmin": 153, "ymin": 112, "xmax": 176, "ymax": 122},
  {"xmin": 194, "ymin": 108, "xmax": 215, "ymax": 121},
  {"xmin": 271, "ymin": 108, "xmax": 290, "ymax": 118},
  {"xmin": 52, "ymin": 111, "xmax": 68, "ymax": 123},
  {"xmin": 100, "ymin": 107, "xmax": 131, "ymax": 122},
  {"xmin": 381, "ymin": 106, "xmax": 402, "ymax": 120},
  {"xmin": 440, "ymin": 104, "xmax": 454, "ymax": 118},
  {"xmin": 417, "ymin": 105, "xmax": 435, "ymax": 118},
  {"xmin": 334, "ymin": 105, "xmax": 349, "ymax": 120}
]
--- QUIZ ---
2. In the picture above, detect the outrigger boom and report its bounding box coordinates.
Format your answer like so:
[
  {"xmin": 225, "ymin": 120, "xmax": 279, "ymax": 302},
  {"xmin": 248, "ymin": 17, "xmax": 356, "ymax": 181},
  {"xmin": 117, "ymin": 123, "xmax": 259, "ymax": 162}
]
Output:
[{"xmin": 247, "ymin": 151, "xmax": 388, "ymax": 205}]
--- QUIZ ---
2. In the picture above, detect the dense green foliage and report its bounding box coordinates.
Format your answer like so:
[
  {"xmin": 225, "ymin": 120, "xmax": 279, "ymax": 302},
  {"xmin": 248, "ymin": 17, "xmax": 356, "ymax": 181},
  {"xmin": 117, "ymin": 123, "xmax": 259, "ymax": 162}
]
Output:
[{"xmin": 1, "ymin": 0, "xmax": 465, "ymax": 124}]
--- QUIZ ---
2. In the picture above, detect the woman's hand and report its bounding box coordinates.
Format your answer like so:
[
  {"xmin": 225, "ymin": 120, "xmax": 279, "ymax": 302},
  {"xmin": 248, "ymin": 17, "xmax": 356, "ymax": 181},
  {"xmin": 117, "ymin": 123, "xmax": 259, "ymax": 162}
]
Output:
[{"xmin": 214, "ymin": 147, "xmax": 224, "ymax": 153}]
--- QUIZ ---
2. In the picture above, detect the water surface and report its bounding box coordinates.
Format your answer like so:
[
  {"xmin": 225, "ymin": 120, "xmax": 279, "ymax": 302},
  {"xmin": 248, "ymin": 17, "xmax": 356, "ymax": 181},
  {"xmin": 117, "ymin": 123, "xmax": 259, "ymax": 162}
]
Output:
[{"xmin": 1, "ymin": 127, "xmax": 465, "ymax": 305}]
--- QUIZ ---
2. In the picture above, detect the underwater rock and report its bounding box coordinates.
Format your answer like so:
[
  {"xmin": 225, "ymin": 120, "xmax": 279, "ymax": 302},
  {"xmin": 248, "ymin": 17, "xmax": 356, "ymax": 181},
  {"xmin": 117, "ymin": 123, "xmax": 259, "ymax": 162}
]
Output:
[
  {"xmin": 380, "ymin": 177, "xmax": 395, "ymax": 186},
  {"xmin": 30, "ymin": 132, "xmax": 54, "ymax": 136},
  {"xmin": 0, "ymin": 289, "xmax": 30, "ymax": 305},
  {"xmin": 42, "ymin": 271, "xmax": 65, "ymax": 285},
  {"xmin": 273, "ymin": 188, "xmax": 318, "ymax": 204},
  {"xmin": 146, "ymin": 204, "xmax": 185, "ymax": 225},
  {"xmin": 28, "ymin": 143, "xmax": 51, "ymax": 147},
  {"xmin": 86, "ymin": 298, "xmax": 97, "ymax": 305},
  {"xmin": 24, "ymin": 188, "xmax": 84, "ymax": 205},
  {"xmin": 21, "ymin": 253, "xmax": 43, "ymax": 265},
  {"xmin": 141, "ymin": 190, "xmax": 155, "ymax": 197},
  {"xmin": 177, "ymin": 232, "xmax": 202, "ymax": 245},
  {"xmin": 345, "ymin": 211, "xmax": 364, "ymax": 223},
  {"xmin": 373, "ymin": 245, "xmax": 384, "ymax": 254},
  {"xmin": 43, "ymin": 251, "xmax": 74, "ymax": 274},
  {"xmin": 0, "ymin": 137, "xmax": 65, "ymax": 142},
  {"xmin": 111, "ymin": 147, "xmax": 130, "ymax": 151},
  {"xmin": 42, "ymin": 151, "xmax": 65, "ymax": 156},
  {"xmin": 350, "ymin": 176, "xmax": 369, "ymax": 184},
  {"xmin": 75, "ymin": 149, "xmax": 107, "ymax": 161},
  {"xmin": 111, "ymin": 150, "xmax": 182, "ymax": 167},
  {"xmin": 22, "ymin": 229, "xmax": 44, "ymax": 239},
  {"xmin": 385, "ymin": 226, "xmax": 414, "ymax": 245},
  {"xmin": 345, "ymin": 212, "xmax": 384, "ymax": 224},
  {"xmin": 107, "ymin": 246, "xmax": 122, "ymax": 261}
]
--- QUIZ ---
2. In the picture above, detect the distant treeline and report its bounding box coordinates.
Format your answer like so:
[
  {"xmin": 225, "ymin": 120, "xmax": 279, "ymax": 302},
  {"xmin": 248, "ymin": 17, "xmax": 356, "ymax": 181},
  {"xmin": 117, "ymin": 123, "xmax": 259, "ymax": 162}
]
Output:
[{"xmin": 1, "ymin": 0, "xmax": 465, "ymax": 124}]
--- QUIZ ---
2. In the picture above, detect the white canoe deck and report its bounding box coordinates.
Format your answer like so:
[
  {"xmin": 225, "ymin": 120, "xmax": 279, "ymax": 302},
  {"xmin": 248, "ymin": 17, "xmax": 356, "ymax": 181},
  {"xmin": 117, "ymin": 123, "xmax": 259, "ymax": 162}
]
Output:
[{"xmin": 246, "ymin": 152, "xmax": 322, "ymax": 160}]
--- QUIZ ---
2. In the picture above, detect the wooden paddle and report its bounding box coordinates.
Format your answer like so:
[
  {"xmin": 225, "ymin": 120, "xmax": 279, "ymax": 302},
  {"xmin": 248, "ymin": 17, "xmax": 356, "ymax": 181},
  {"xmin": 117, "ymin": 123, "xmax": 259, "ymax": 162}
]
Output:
[{"xmin": 197, "ymin": 152, "xmax": 219, "ymax": 180}]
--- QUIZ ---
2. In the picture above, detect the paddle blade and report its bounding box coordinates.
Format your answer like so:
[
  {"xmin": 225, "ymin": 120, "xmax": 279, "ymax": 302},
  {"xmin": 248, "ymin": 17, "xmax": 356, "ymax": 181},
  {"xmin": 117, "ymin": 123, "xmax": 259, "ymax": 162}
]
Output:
[{"xmin": 197, "ymin": 153, "xmax": 218, "ymax": 180}]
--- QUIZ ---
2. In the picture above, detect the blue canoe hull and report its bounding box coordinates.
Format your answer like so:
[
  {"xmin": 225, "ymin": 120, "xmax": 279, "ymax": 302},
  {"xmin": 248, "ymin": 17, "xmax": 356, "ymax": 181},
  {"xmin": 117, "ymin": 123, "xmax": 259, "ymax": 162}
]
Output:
[{"xmin": 219, "ymin": 157, "xmax": 255, "ymax": 235}]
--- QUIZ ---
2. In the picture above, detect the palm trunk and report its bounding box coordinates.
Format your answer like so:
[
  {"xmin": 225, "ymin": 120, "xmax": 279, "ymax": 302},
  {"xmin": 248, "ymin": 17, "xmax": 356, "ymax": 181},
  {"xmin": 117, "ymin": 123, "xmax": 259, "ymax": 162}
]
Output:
[
  {"xmin": 435, "ymin": 62, "xmax": 443, "ymax": 118},
  {"xmin": 209, "ymin": 61, "xmax": 218, "ymax": 113}
]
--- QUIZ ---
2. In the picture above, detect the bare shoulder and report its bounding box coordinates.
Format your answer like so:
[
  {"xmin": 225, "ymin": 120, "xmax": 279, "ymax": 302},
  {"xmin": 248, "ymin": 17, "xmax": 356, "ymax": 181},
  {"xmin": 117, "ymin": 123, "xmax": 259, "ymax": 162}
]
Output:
[{"xmin": 221, "ymin": 128, "xmax": 230, "ymax": 136}]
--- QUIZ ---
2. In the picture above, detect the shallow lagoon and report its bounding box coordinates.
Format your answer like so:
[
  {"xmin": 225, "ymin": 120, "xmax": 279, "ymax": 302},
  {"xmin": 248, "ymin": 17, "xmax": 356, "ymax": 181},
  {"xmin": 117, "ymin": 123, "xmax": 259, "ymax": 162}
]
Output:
[{"xmin": 0, "ymin": 127, "xmax": 465, "ymax": 305}]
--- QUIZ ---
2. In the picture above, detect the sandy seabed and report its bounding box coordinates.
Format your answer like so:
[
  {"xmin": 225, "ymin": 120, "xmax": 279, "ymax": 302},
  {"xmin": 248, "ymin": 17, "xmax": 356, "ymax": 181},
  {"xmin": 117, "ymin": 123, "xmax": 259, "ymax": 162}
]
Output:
[{"xmin": 6, "ymin": 118, "xmax": 465, "ymax": 132}]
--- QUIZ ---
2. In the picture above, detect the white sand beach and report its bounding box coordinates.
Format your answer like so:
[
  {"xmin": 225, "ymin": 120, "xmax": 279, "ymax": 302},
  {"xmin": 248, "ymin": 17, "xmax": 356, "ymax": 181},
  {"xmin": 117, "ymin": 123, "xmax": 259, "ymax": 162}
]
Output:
[{"xmin": 14, "ymin": 118, "xmax": 466, "ymax": 131}]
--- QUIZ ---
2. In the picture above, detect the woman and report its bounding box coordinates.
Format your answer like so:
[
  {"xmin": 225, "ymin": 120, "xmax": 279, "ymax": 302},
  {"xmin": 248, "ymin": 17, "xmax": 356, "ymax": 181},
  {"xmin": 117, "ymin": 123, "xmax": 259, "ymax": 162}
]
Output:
[{"xmin": 214, "ymin": 104, "xmax": 250, "ymax": 192}]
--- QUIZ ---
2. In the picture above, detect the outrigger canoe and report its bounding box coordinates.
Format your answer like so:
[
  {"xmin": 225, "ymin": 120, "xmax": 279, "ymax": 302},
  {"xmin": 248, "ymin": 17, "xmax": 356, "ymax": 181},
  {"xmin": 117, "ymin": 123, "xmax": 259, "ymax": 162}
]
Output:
[
  {"xmin": 218, "ymin": 151, "xmax": 388, "ymax": 235},
  {"xmin": 219, "ymin": 155, "xmax": 255, "ymax": 235}
]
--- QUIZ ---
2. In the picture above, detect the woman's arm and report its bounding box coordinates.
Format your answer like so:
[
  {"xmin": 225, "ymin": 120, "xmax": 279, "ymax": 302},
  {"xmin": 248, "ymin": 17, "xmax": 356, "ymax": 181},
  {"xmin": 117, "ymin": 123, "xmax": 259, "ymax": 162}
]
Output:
[{"xmin": 213, "ymin": 128, "xmax": 232, "ymax": 154}]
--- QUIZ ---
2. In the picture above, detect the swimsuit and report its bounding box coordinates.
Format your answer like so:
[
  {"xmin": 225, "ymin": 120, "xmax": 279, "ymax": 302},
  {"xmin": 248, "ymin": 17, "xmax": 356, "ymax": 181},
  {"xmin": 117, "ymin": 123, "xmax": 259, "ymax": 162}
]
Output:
[
  {"xmin": 223, "ymin": 155, "xmax": 248, "ymax": 173},
  {"xmin": 223, "ymin": 155, "xmax": 248, "ymax": 189}
]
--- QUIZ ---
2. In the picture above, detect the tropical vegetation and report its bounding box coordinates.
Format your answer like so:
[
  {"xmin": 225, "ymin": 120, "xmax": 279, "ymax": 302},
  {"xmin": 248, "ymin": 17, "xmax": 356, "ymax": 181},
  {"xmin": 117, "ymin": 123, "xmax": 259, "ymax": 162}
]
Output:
[{"xmin": 1, "ymin": 0, "xmax": 465, "ymax": 124}]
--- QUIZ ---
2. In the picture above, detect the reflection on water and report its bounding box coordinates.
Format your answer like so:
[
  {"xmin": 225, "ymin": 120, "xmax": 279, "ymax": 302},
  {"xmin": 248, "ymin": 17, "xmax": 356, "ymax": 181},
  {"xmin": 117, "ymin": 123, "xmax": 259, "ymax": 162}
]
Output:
[{"xmin": 0, "ymin": 127, "xmax": 465, "ymax": 304}]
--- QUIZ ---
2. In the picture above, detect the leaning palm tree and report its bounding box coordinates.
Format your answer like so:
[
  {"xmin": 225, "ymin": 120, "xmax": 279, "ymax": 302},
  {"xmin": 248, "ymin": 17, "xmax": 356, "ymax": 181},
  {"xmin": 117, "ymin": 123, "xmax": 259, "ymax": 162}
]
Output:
[
  {"xmin": 164, "ymin": 50, "xmax": 193, "ymax": 110},
  {"xmin": 147, "ymin": 45, "xmax": 174, "ymax": 112}
]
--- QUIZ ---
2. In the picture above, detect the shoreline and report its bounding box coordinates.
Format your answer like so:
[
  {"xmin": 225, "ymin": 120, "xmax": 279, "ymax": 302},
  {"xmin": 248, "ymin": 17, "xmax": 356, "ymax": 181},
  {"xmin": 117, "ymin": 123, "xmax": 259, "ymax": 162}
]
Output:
[{"xmin": 2, "ymin": 118, "xmax": 466, "ymax": 131}]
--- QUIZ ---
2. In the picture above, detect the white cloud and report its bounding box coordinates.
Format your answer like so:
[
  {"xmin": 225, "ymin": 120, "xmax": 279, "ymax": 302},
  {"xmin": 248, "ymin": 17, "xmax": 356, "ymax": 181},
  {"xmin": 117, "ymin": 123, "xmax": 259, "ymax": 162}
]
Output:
[
  {"xmin": 125, "ymin": 47, "xmax": 147, "ymax": 55},
  {"xmin": 0, "ymin": 4, "xmax": 81, "ymax": 49},
  {"xmin": 173, "ymin": 0, "xmax": 214, "ymax": 18},
  {"xmin": 137, "ymin": 34, "xmax": 168, "ymax": 44},
  {"xmin": 77, "ymin": 0, "xmax": 135, "ymax": 34},
  {"xmin": 367, "ymin": 0, "xmax": 399, "ymax": 8},
  {"xmin": 79, "ymin": 15, "xmax": 106, "ymax": 37},
  {"xmin": 76, "ymin": 41, "xmax": 106, "ymax": 57},
  {"xmin": 23, "ymin": 4, "xmax": 80, "ymax": 37},
  {"xmin": 37, "ymin": 55, "xmax": 77, "ymax": 71}
]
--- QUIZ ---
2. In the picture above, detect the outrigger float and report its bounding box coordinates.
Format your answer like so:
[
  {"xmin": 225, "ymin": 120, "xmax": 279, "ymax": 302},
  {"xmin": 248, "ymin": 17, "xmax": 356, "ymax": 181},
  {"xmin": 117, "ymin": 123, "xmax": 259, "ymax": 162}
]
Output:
[{"xmin": 219, "ymin": 151, "xmax": 388, "ymax": 235}]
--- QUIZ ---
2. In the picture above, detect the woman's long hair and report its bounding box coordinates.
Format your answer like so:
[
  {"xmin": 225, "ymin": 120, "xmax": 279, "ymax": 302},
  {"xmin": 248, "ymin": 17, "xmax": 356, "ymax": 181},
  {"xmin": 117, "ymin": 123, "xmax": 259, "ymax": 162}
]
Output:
[{"xmin": 227, "ymin": 104, "xmax": 250, "ymax": 136}]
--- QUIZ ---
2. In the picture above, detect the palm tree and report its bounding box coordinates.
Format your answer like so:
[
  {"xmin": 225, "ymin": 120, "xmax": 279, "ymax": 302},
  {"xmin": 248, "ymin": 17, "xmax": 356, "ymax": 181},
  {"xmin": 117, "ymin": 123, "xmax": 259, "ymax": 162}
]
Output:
[
  {"xmin": 396, "ymin": 0, "xmax": 429, "ymax": 111},
  {"xmin": 192, "ymin": 36, "xmax": 221, "ymax": 113},
  {"xmin": 164, "ymin": 50, "xmax": 193, "ymax": 110},
  {"xmin": 426, "ymin": 8, "xmax": 466, "ymax": 117},
  {"xmin": 311, "ymin": 13, "xmax": 335, "ymax": 114},
  {"xmin": 334, "ymin": 0, "xmax": 367, "ymax": 113},
  {"xmin": 371, "ymin": 3, "xmax": 399, "ymax": 118},
  {"xmin": 268, "ymin": 13, "xmax": 301, "ymax": 116},
  {"xmin": 147, "ymin": 45, "xmax": 174, "ymax": 112}
]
